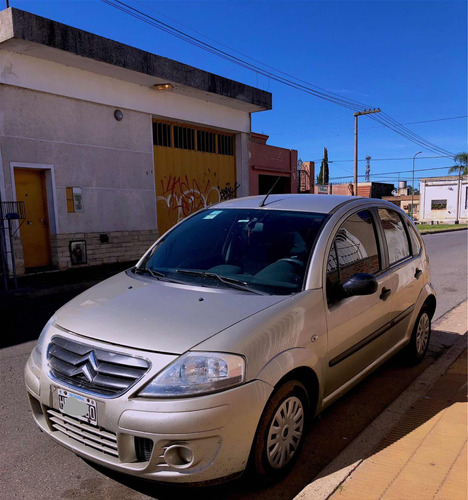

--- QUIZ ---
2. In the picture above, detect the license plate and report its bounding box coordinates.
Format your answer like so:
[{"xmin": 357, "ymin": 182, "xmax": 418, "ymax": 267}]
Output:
[{"xmin": 58, "ymin": 389, "xmax": 98, "ymax": 426}]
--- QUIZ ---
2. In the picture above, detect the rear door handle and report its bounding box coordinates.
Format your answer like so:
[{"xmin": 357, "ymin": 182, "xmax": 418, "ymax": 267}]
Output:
[
  {"xmin": 414, "ymin": 268, "xmax": 422, "ymax": 279},
  {"xmin": 380, "ymin": 287, "xmax": 391, "ymax": 301}
]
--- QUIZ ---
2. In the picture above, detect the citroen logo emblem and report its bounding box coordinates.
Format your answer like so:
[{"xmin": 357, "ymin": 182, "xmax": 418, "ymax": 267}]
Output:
[{"xmin": 70, "ymin": 351, "xmax": 99, "ymax": 383}]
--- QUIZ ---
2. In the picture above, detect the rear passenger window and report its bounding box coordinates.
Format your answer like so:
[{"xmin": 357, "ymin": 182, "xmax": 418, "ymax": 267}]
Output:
[
  {"xmin": 405, "ymin": 220, "xmax": 421, "ymax": 256},
  {"xmin": 378, "ymin": 209, "xmax": 410, "ymax": 265},
  {"xmin": 327, "ymin": 210, "xmax": 380, "ymax": 302}
]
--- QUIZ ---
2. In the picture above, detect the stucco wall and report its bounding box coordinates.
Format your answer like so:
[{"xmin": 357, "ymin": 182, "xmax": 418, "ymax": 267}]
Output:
[
  {"xmin": 1, "ymin": 85, "xmax": 157, "ymax": 234},
  {"xmin": 0, "ymin": 49, "xmax": 252, "ymax": 134},
  {"xmin": 420, "ymin": 178, "xmax": 468, "ymax": 222}
]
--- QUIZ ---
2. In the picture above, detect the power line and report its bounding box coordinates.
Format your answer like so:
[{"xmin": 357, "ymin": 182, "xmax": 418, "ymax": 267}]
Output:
[
  {"xmin": 317, "ymin": 115, "xmax": 467, "ymax": 133},
  {"xmin": 400, "ymin": 115, "xmax": 468, "ymax": 125},
  {"xmin": 330, "ymin": 166, "xmax": 453, "ymax": 181},
  {"xmin": 314, "ymin": 155, "xmax": 448, "ymax": 163},
  {"xmin": 101, "ymin": 0, "xmax": 455, "ymax": 158}
]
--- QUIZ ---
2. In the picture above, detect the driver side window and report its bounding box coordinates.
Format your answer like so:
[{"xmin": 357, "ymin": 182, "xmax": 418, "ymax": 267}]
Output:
[{"xmin": 327, "ymin": 210, "xmax": 380, "ymax": 303}]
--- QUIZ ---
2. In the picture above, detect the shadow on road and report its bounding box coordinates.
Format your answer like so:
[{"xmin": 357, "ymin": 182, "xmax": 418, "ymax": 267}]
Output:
[
  {"xmin": 74, "ymin": 330, "xmax": 460, "ymax": 500},
  {"xmin": 0, "ymin": 262, "xmax": 134, "ymax": 349}
]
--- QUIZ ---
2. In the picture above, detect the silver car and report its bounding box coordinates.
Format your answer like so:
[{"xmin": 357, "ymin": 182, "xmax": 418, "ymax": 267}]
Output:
[{"xmin": 25, "ymin": 194, "xmax": 435, "ymax": 484}]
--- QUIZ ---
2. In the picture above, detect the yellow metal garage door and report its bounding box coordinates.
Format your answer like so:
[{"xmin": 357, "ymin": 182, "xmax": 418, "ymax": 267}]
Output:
[{"xmin": 153, "ymin": 121, "xmax": 236, "ymax": 235}]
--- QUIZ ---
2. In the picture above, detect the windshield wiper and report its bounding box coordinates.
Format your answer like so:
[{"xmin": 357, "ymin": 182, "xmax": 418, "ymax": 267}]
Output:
[
  {"xmin": 133, "ymin": 267, "xmax": 167, "ymax": 279},
  {"xmin": 175, "ymin": 270, "xmax": 266, "ymax": 295}
]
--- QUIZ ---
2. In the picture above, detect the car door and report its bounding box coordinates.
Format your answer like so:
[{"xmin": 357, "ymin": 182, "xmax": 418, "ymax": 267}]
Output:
[
  {"xmin": 375, "ymin": 208, "xmax": 426, "ymax": 345},
  {"xmin": 323, "ymin": 209, "xmax": 394, "ymax": 399}
]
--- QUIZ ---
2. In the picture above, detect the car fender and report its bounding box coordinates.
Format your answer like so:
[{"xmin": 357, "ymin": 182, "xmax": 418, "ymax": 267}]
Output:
[
  {"xmin": 404, "ymin": 283, "xmax": 436, "ymax": 342},
  {"xmin": 255, "ymin": 347, "xmax": 323, "ymax": 405}
]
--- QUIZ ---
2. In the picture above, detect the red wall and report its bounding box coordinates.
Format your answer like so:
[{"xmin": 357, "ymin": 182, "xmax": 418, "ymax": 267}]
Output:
[{"xmin": 249, "ymin": 133, "xmax": 298, "ymax": 195}]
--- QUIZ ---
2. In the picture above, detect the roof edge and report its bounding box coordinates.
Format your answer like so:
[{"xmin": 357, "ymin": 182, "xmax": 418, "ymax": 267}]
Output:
[{"xmin": 0, "ymin": 7, "xmax": 272, "ymax": 111}]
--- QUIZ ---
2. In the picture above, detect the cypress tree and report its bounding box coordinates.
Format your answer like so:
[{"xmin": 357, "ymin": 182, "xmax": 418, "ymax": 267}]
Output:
[
  {"xmin": 317, "ymin": 147, "xmax": 329, "ymax": 185},
  {"xmin": 323, "ymin": 147, "xmax": 329, "ymax": 184}
]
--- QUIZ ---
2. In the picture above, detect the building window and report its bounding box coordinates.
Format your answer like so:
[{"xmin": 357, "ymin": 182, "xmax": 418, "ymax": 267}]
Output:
[
  {"xmin": 218, "ymin": 134, "xmax": 234, "ymax": 156},
  {"xmin": 174, "ymin": 126, "xmax": 195, "ymax": 150},
  {"xmin": 431, "ymin": 199, "xmax": 447, "ymax": 210},
  {"xmin": 197, "ymin": 130, "xmax": 216, "ymax": 153},
  {"xmin": 153, "ymin": 122, "xmax": 172, "ymax": 147},
  {"xmin": 465, "ymin": 187, "xmax": 468, "ymax": 209}
]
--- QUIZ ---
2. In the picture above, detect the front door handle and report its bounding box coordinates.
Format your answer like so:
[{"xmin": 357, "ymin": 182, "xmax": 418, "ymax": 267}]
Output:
[
  {"xmin": 380, "ymin": 287, "xmax": 391, "ymax": 301},
  {"xmin": 414, "ymin": 268, "xmax": 422, "ymax": 279}
]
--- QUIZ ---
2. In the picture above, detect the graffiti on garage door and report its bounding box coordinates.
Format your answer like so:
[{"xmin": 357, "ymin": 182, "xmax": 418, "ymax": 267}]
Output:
[{"xmin": 153, "ymin": 121, "xmax": 237, "ymax": 234}]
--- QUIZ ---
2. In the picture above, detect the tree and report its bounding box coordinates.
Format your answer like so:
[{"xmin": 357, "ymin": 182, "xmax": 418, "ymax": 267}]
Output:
[
  {"xmin": 448, "ymin": 152, "xmax": 468, "ymax": 175},
  {"xmin": 317, "ymin": 147, "xmax": 329, "ymax": 185}
]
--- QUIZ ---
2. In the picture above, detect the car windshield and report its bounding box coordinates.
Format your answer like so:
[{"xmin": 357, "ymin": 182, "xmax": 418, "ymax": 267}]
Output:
[{"xmin": 137, "ymin": 208, "xmax": 327, "ymax": 295}]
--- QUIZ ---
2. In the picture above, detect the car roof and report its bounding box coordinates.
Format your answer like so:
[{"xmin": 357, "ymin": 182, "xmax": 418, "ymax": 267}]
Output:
[{"xmin": 214, "ymin": 194, "xmax": 367, "ymax": 214}]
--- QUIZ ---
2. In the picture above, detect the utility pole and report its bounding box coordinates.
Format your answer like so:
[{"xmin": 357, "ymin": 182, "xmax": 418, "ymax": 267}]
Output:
[
  {"xmin": 6, "ymin": 0, "xmax": 10, "ymax": 8},
  {"xmin": 354, "ymin": 108, "xmax": 381, "ymax": 195},
  {"xmin": 455, "ymin": 165, "xmax": 462, "ymax": 224}
]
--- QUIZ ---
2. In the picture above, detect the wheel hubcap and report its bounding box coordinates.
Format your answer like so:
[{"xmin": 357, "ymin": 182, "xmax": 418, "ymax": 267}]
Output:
[
  {"xmin": 416, "ymin": 313, "xmax": 430, "ymax": 355},
  {"xmin": 266, "ymin": 396, "xmax": 304, "ymax": 469}
]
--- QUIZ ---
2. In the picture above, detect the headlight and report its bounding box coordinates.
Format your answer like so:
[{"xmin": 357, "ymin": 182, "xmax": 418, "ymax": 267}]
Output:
[
  {"xmin": 138, "ymin": 351, "xmax": 245, "ymax": 398},
  {"xmin": 30, "ymin": 316, "xmax": 54, "ymax": 369}
]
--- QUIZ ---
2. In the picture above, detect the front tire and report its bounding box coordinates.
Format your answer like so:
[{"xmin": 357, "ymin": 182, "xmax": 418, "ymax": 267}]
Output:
[
  {"xmin": 405, "ymin": 305, "xmax": 431, "ymax": 363},
  {"xmin": 250, "ymin": 380, "xmax": 308, "ymax": 482}
]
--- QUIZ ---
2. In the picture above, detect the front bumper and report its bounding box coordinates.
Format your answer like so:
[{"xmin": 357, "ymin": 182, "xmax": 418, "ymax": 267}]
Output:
[{"xmin": 24, "ymin": 334, "xmax": 273, "ymax": 484}]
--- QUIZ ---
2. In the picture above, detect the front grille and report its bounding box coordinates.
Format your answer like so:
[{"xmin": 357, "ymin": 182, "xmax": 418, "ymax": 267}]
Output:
[
  {"xmin": 47, "ymin": 336, "xmax": 150, "ymax": 397},
  {"xmin": 47, "ymin": 408, "xmax": 118, "ymax": 458},
  {"xmin": 135, "ymin": 437, "xmax": 154, "ymax": 462}
]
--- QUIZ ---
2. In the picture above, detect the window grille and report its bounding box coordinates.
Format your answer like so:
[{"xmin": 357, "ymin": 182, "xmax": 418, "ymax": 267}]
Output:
[
  {"xmin": 431, "ymin": 199, "xmax": 447, "ymax": 210},
  {"xmin": 197, "ymin": 130, "xmax": 216, "ymax": 153},
  {"xmin": 218, "ymin": 134, "xmax": 234, "ymax": 156},
  {"xmin": 174, "ymin": 126, "xmax": 195, "ymax": 150},
  {"xmin": 153, "ymin": 122, "xmax": 172, "ymax": 147}
]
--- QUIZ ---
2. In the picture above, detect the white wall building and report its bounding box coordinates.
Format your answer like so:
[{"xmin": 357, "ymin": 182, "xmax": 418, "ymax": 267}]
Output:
[
  {"xmin": 0, "ymin": 8, "xmax": 271, "ymax": 276},
  {"xmin": 419, "ymin": 175, "xmax": 468, "ymax": 224}
]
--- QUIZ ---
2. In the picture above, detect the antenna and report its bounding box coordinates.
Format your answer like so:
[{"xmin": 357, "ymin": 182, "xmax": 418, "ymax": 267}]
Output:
[{"xmin": 259, "ymin": 176, "xmax": 281, "ymax": 207}]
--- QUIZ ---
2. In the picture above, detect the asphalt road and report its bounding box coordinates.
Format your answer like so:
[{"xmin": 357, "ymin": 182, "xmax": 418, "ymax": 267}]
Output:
[
  {"xmin": 421, "ymin": 230, "xmax": 467, "ymax": 320},
  {"xmin": 0, "ymin": 230, "xmax": 466, "ymax": 500}
]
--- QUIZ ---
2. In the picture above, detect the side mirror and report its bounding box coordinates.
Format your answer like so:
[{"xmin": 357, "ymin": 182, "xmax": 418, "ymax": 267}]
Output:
[{"xmin": 342, "ymin": 273, "xmax": 378, "ymax": 298}]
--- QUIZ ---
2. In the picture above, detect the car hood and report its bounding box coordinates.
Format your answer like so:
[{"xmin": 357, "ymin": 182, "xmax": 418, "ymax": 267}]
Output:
[{"xmin": 54, "ymin": 271, "xmax": 287, "ymax": 354}]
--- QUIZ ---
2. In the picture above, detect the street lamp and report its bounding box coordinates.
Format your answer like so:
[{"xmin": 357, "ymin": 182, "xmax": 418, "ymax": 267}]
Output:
[{"xmin": 411, "ymin": 151, "xmax": 422, "ymax": 219}]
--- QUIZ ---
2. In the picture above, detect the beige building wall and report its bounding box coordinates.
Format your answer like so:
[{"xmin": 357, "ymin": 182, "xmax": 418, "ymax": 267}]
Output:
[{"xmin": 1, "ymin": 85, "xmax": 158, "ymax": 272}]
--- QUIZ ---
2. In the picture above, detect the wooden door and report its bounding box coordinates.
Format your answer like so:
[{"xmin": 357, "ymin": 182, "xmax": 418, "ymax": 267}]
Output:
[{"xmin": 14, "ymin": 169, "xmax": 52, "ymax": 268}]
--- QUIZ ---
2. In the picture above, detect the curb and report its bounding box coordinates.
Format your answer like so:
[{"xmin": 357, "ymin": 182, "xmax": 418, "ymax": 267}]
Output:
[
  {"xmin": 295, "ymin": 300, "xmax": 468, "ymax": 500},
  {"xmin": 419, "ymin": 227, "xmax": 468, "ymax": 235}
]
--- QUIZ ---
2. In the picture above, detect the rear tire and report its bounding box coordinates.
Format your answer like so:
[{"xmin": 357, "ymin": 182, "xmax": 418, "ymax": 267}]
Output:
[
  {"xmin": 405, "ymin": 305, "xmax": 431, "ymax": 364},
  {"xmin": 249, "ymin": 380, "xmax": 308, "ymax": 483}
]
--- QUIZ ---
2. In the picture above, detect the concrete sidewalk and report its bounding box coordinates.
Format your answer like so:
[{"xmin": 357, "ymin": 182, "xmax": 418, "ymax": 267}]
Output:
[
  {"xmin": 328, "ymin": 348, "xmax": 467, "ymax": 500},
  {"xmin": 297, "ymin": 301, "xmax": 467, "ymax": 500}
]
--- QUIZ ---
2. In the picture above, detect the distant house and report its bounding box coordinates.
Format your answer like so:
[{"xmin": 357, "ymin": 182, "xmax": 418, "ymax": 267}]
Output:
[
  {"xmin": 382, "ymin": 194, "xmax": 420, "ymax": 220},
  {"xmin": 419, "ymin": 176, "xmax": 468, "ymax": 223},
  {"xmin": 322, "ymin": 182, "xmax": 394, "ymax": 199},
  {"xmin": 0, "ymin": 8, "xmax": 271, "ymax": 276},
  {"xmin": 249, "ymin": 133, "xmax": 298, "ymax": 195}
]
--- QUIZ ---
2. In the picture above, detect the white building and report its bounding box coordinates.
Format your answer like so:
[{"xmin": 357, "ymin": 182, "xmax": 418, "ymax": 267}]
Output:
[
  {"xmin": 0, "ymin": 8, "xmax": 271, "ymax": 276},
  {"xmin": 419, "ymin": 175, "xmax": 468, "ymax": 224}
]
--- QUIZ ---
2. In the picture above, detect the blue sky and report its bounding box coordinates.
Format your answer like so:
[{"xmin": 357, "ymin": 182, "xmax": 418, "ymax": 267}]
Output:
[{"xmin": 5, "ymin": 0, "xmax": 467, "ymax": 188}]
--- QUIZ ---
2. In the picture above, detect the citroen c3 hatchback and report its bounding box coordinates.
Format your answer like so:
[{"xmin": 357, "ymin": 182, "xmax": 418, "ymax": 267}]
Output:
[{"xmin": 25, "ymin": 194, "xmax": 435, "ymax": 484}]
